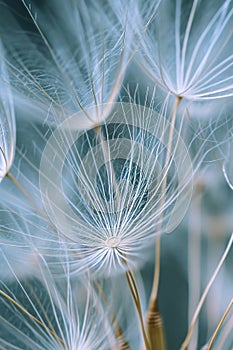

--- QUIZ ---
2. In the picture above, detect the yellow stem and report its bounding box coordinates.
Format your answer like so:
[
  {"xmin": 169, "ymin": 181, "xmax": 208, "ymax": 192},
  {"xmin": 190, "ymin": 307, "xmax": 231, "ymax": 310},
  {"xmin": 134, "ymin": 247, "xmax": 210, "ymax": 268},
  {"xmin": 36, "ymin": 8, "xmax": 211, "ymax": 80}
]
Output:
[{"xmin": 207, "ymin": 298, "xmax": 233, "ymax": 350}]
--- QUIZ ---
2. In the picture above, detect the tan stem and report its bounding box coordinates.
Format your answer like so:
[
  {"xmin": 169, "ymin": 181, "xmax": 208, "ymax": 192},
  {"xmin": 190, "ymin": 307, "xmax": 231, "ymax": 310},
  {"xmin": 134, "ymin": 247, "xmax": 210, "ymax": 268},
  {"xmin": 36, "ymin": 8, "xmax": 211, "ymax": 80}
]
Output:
[
  {"xmin": 147, "ymin": 299, "xmax": 166, "ymax": 350},
  {"xmin": 180, "ymin": 234, "xmax": 233, "ymax": 350},
  {"xmin": 147, "ymin": 96, "xmax": 182, "ymax": 350},
  {"xmin": 207, "ymin": 298, "xmax": 233, "ymax": 350},
  {"xmin": 125, "ymin": 270, "xmax": 151, "ymax": 350},
  {"xmin": 150, "ymin": 235, "xmax": 161, "ymax": 306},
  {"xmin": 187, "ymin": 181, "xmax": 203, "ymax": 349},
  {"xmin": 149, "ymin": 96, "xmax": 182, "ymax": 304}
]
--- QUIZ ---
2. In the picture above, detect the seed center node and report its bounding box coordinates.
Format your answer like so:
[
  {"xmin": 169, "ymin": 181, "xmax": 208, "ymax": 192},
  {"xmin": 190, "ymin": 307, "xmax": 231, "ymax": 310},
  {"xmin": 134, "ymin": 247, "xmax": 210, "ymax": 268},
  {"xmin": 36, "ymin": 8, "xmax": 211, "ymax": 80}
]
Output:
[{"xmin": 105, "ymin": 236, "xmax": 120, "ymax": 248}]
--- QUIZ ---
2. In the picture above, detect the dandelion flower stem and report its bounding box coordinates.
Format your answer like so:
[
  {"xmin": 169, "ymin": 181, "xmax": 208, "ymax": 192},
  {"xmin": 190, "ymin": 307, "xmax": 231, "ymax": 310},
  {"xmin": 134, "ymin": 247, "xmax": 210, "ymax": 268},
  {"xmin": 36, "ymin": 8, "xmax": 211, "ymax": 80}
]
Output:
[
  {"xmin": 149, "ymin": 95, "xmax": 182, "ymax": 303},
  {"xmin": 147, "ymin": 95, "xmax": 182, "ymax": 349},
  {"xmin": 207, "ymin": 298, "xmax": 233, "ymax": 350},
  {"xmin": 180, "ymin": 233, "xmax": 233, "ymax": 350},
  {"xmin": 147, "ymin": 298, "xmax": 166, "ymax": 350},
  {"xmin": 151, "ymin": 235, "xmax": 161, "ymax": 311},
  {"xmin": 125, "ymin": 269, "xmax": 151, "ymax": 350},
  {"xmin": 187, "ymin": 181, "xmax": 203, "ymax": 350}
]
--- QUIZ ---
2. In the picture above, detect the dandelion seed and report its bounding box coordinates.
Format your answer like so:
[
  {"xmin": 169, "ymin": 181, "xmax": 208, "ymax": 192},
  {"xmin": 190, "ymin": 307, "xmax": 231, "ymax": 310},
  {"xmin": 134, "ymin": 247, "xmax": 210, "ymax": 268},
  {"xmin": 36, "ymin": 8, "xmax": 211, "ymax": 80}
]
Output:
[
  {"xmin": 0, "ymin": 0, "xmax": 133, "ymax": 127},
  {"xmin": 39, "ymin": 100, "xmax": 193, "ymax": 276},
  {"xmin": 1, "ymin": 96, "xmax": 193, "ymax": 277},
  {"xmin": 0, "ymin": 41, "xmax": 16, "ymax": 182},
  {"xmin": 132, "ymin": 0, "xmax": 233, "ymax": 101},
  {"xmin": 0, "ymin": 251, "xmax": 116, "ymax": 350},
  {"xmin": 0, "ymin": 191, "xmax": 148, "ymax": 348}
]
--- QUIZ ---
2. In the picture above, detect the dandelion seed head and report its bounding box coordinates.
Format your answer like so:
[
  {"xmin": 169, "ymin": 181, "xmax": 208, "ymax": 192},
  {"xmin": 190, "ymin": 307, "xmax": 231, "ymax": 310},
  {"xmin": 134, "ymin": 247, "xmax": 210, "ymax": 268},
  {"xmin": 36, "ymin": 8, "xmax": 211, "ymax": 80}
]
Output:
[
  {"xmin": 39, "ymin": 100, "xmax": 193, "ymax": 276},
  {"xmin": 131, "ymin": 0, "xmax": 233, "ymax": 101},
  {"xmin": 0, "ymin": 0, "xmax": 133, "ymax": 126},
  {"xmin": 0, "ymin": 252, "xmax": 117, "ymax": 350}
]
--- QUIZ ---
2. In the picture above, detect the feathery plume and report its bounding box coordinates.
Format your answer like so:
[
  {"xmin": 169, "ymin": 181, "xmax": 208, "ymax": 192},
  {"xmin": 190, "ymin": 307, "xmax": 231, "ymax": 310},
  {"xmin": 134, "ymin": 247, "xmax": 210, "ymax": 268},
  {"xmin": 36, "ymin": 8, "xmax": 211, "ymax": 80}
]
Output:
[
  {"xmin": 0, "ymin": 0, "xmax": 133, "ymax": 127},
  {"xmin": 0, "ymin": 95, "xmax": 193, "ymax": 277},
  {"xmin": 39, "ymin": 99, "xmax": 193, "ymax": 276},
  {"xmin": 0, "ymin": 251, "xmax": 117, "ymax": 350},
  {"xmin": 133, "ymin": 0, "xmax": 233, "ymax": 101}
]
